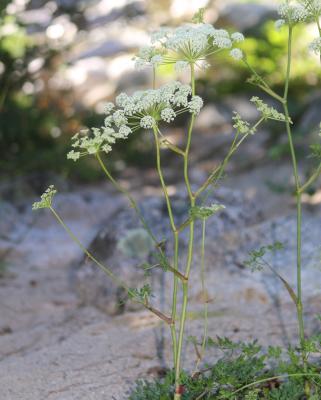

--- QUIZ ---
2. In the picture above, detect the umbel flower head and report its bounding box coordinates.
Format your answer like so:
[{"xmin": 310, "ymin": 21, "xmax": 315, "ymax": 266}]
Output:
[
  {"xmin": 67, "ymin": 82, "xmax": 203, "ymax": 161},
  {"xmin": 32, "ymin": 185, "xmax": 57, "ymax": 210},
  {"xmin": 133, "ymin": 19, "xmax": 244, "ymax": 71},
  {"xmin": 277, "ymin": 1, "xmax": 309, "ymax": 26},
  {"xmin": 298, "ymin": 0, "xmax": 321, "ymax": 18}
]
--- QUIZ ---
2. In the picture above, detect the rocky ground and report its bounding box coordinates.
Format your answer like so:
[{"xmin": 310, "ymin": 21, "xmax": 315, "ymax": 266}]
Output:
[{"xmin": 0, "ymin": 160, "xmax": 320, "ymax": 400}]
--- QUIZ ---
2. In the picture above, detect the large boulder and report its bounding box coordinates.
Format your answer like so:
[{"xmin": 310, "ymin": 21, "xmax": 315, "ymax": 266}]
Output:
[{"xmin": 72, "ymin": 186, "xmax": 261, "ymax": 314}]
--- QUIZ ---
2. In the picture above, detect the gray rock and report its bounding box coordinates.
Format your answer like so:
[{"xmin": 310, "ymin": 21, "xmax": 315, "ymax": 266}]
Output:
[
  {"xmin": 77, "ymin": 40, "xmax": 129, "ymax": 60},
  {"xmin": 218, "ymin": 2, "xmax": 277, "ymax": 32},
  {"xmin": 194, "ymin": 104, "xmax": 230, "ymax": 131},
  {"xmin": 0, "ymin": 202, "xmax": 19, "ymax": 240},
  {"xmin": 72, "ymin": 186, "xmax": 261, "ymax": 314},
  {"xmin": 298, "ymin": 93, "xmax": 321, "ymax": 135}
]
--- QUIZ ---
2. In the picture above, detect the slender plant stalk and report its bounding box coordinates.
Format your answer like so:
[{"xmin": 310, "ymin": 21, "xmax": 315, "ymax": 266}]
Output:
[
  {"xmin": 193, "ymin": 218, "xmax": 208, "ymax": 374},
  {"xmin": 174, "ymin": 63, "xmax": 196, "ymax": 399},
  {"xmin": 282, "ymin": 25, "xmax": 309, "ymax": 395},
  {"xmin": 152, "ymin": 126, "xmax": 180, "ymax": 367},
  {"xmin": 152, "ymin": 66, "xmax": 156, "ymax": 89},
  {"xmin": 172, "ymin": 230, "xmax": 179, "ymax": 364}
]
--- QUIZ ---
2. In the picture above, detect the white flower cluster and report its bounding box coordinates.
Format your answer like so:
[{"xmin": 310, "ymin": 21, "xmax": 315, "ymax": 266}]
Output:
[
  {"xmin": 133, "ymin": 45, "xmax": 165, "ymax": 70},
  {"xmin": 230, "ymin": 48, "xmax": 243, "ymax": 60},
  {"xmin": 135, "ymin": 22, "xmax": 244, "ymax": 70},
  {"xmin": 251, "ymin": 97, "xmax": 287, "ymax": 122},
  {"xmin": 67, "ymin": 82, "xmax": 204, "ymax": 161},
  {"xmin": 309, "ymin": 37, "xmax": 321, "ymax": 54},
  {"xmin": 299, "ymin": 0, "xmax": 321, "ymax": 17},
  {"xmin": 188, "ymin": 96, "xmax": 203, "ymax": 114},
  {"xmin": 32, "ymin": 185, "xmax": 57, "ymax": 210},
  {"xmin": 277, "ymin": 1, "xmax": 309, "ymax": 26}
]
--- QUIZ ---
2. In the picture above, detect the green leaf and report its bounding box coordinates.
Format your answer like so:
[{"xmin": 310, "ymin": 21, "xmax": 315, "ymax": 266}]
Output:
[
  {"xmin": 189, "ymin": 204, "xmax": 225, "ymax": 220},
  {"xmin": 309, "ymin": 143, "xmax": 321, "ymax": 159},
  {"xmin": 192, "ymin": 8, "xmax": 206, "ymax": 23}
]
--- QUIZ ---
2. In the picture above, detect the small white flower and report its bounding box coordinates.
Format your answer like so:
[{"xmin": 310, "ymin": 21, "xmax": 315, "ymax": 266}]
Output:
[
  {"xmin": 151, "ymin": 27, "xmax": 171, "ymax": 43},
  {"xmin": 140, "ymin": 115, "xmax": 156, "ymax": 129},
  {"xmin": 161, "ymin": 108, "xmax": 176, "ymax": 123},
  {"xmin": 134, "ymin": 58, "xmax": 146, "ymax": 70},
  {"xmin": 119, "ymin": 125, "xmax": 132, "ymax": 137},
  {"xmin": 309, "ymin": 37, "xmax": 321, "ymax": 55},
  {"xmin": 275, "ymin": 19, "xmax": 285, "ymax": 30},
  {"xmin": 213, "ymin": 36, "xmax": 232, "ymax": 49},
  {"xmin": 231, "ymin": 32, "xmax": 244, "ymax": 42},
  {"xmin": 67, "ymin": 150, "xmax": 80, "ymax": 161},
  {"xmin": 116, "ymin": 93, "xmax": 129, "ymax": 107},
  {"xmin": 188, "ymin": 96, "xmax": 203, "ymax": 114},
  {"xmin": 113, "ymin": 110, "xmax": 128, "ymax": 127},
  {"xmin": 103, "ymin": 102, "xmax": 115, "ymax": 114},
  {"xmin": 151, "ymin": 54, "xmax": 163, "ymax": 66},
  {"xmin": 230, "ymin": 48, "xmax": 243, "ymax": 60},
  {"xmin": 102, "ymin": 144, "xmax": 112, "ymax": 154},
  {"xmin": 175, "ymin": 60, "xmax": 189, "ymax": 72}
]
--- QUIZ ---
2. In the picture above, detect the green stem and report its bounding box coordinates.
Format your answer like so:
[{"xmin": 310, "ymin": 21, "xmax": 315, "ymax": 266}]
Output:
[
  {"xmin": 299, "ymin": 162, "xmax": 321, "ymax": 193},
  {"xmin": 244, "ymin": 59, "xmax": 284, "ymax": 103},
  {"xmin": 316, "ymin": 18, "xmax": 321, "ymax": 63},
  {"xmin": 174, "ymin": 63, "xmax": 196, "ymax": 399},
  {"xmin": 194, "ymin": 219, "xmax": 208, "ymax": 373},
  {"xmin": 171, "ymin": 231, "xmax": 179, "ymax": 365},
  {"xmin": 152, "ymin": 66, "xmax": 156, "ymax": 89},
  {"xmin": 152, "ymin": 126, "xmax": 180, "ymax": 367},
  {"xmin": 152, "ymin": 128, "xmax": 177, "ymax": 233},
  {"xmin": 283, "ymin": 26, "xmax": 309, "ymax": 395}
]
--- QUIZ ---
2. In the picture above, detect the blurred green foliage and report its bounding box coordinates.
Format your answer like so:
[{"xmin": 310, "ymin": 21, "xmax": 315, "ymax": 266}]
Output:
[{"xmin": 0, "ymin": 11, "xmax": 69, "ymax": 177}]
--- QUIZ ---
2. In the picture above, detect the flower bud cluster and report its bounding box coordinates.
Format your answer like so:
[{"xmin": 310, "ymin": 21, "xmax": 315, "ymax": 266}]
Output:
[
  {"xmin": 250, "ymin": 97, "xmax": 287, "ymax": 122},
  {"xmin": 232, "ymin": 112, "xmax": 256, "ymax": 135},
  {"xmin": 32, "ymin": 185, "xmax": 57, "ymax": 210}
]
